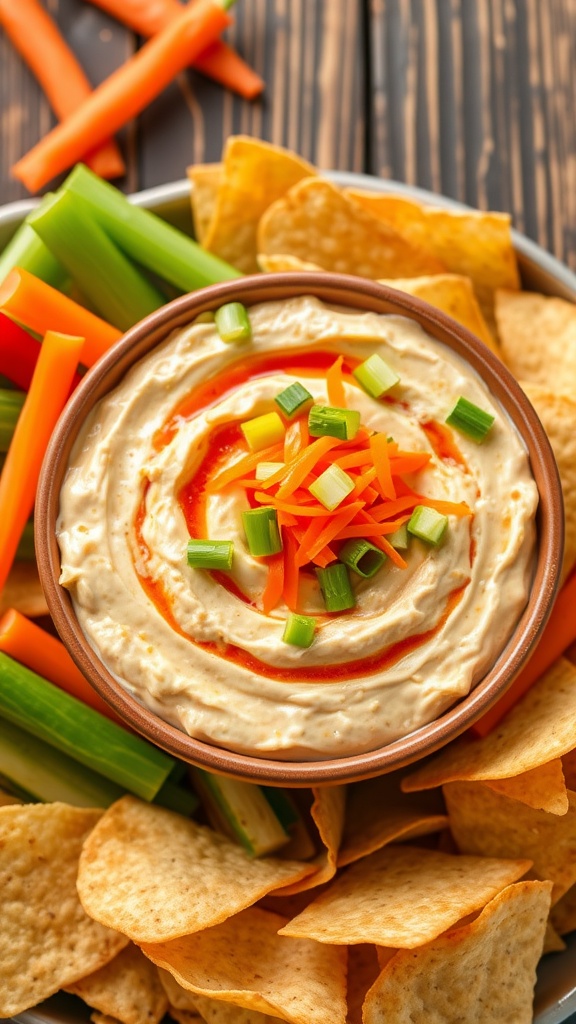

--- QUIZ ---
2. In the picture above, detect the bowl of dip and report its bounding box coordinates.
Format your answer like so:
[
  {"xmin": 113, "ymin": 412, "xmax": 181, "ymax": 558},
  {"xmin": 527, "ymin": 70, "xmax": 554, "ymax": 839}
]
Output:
[{"xmin": 36, "ymin": 272, "xmax": 564, "ymax": 785}]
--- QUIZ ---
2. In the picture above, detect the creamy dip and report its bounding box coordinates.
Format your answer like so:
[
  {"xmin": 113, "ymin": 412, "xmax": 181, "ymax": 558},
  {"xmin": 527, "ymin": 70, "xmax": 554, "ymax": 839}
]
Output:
[{"xmin": 57, "ymin": 297, "xmax": 538, "ymax": 759}]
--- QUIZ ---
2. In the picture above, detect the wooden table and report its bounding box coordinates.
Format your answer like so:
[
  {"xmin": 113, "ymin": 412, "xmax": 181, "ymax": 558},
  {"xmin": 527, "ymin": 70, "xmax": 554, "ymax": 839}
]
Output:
[{"xmin": 1, "ymin": 0, "xmax": 576, "ymax": 271}]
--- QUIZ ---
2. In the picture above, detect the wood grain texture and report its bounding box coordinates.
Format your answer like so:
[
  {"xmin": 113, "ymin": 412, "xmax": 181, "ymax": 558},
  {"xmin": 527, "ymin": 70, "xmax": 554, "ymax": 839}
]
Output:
[{"xmin": 367, "ymin": 0, "xmax": 576, "ymax": 269}]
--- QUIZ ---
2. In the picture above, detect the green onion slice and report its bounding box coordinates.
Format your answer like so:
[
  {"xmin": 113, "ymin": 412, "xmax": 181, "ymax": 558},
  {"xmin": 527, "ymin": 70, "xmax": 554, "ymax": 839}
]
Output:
[
  {"xmin": 282, "ymin": 613, "xmax": 316, "ymax": 648},
  {"xmin": 389, "ymin": 523, "xmax": 409, "ymax": 550},
  {"xmin": 242, "ymin": 507, "xmax": 283, "ymax": 557},
  {"xmin": 214, "ymin": 301, "xmax": 252, "ymax": 343},
  {"xmin": 187, "ymin": 539, "xmax": 234, "ymax": 571},
  {"xmin": 308, "ymin": 405, "xmax": 360, "ymax": 440},
  {"xmin": 353, "ymin": 353, "xmax": 400, "ymax": 397},
  {"xmin": 241, "ymin": 411, "xmax": 285, "ymax": 452},
  {"xmin": 309, "ymin": 464, "xmax": 354, "ymax": 510},
  {"xmin": 274, "ymin": 382, "xmax": 313, "ymax": 419},
  {"xmin": 445, "ymin": 396, "xmax": 495, "ymax": 442},
  {"xmin": 339, "ymin": 538, "xmax": 386, "ymax": 578},
  {"xmin": 407, "ymin": 505, "xmax": 449, "ymax": 546},
  {"xmin": 255, "ymin": 461, "xmax": 285, "ymax": 481},
  {"xmin": 316, "ymin": 563, "xmax": 355, "ymax": 612}
]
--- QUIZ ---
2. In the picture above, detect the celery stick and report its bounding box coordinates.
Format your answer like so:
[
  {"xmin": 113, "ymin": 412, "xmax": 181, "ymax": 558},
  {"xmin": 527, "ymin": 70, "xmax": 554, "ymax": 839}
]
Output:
[
  {"xmin": 192, "ymin": 768, "xmax": 290, "ymax": 857},
  {"xmin": 0, "ymin": 715, "xmax": 125, "ymax": 807},
  {"xmin": 0, "ymin": 196, "xmax": 69, "ymax": 291},
  {"xmin": 155, "ymin": 779, "xmax": 199, "ymax": 817},
  {"xmin": 0, "ymin": 388, "xmax": 25, "ymax": 451},
  {"xmin": 27, "ymin": 191, "xmax": 166, "ymax": 332},
  {"xmin": 0, "ymin": 652, "xmax": 175, "ymax": 800},
  {"xmin": 63, "ymin": 164, "xmax": 241, "ymax": 292}
]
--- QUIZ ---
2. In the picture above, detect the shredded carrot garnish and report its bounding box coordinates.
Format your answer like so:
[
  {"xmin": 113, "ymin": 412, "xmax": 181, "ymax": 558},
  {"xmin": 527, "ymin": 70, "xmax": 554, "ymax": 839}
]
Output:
[
  {"xmin": 326, "ymin": 355, "xmax": 346, "ymax": 408},
  {"xmin": 283, "ymin": 415, "xmax": 308, "ymax": 462},
  {"xmin": 282, "ymin": 532, "xmax": 300, "ymax": 612},
  {"xmin": 261, "ymin": 552, "xmax": 285, "ymax": 615},
  {"xmin": 352, "ymin": 466, "xmax": 378, "ymax": 498},
  {"xmin": 254, "ymin": 493, "xmax": 353, "ymax": 518},
  {"xmin": 208, "ymin": 442, "xmax": 284, "ymax": 492},
  {"xmin": 389, "ymin": 452, "xmax": 432, "ymax": 474},
  {"xmin": 414, "ymin": 497, "xmax": 472, "ymax": 517},
  {"xmin": 305, "ymin": 502, "xmax": 364, "ymax": 563},
  {"xmin": 370, "ymin": 433, "xmax": 396, "ymax": 501},
  {"xmin": 335, "ymin": 515, "xmax": 411, "ymax": 540},
  {"xmin": 333, "ymin": 449, "xmax": 374, "ymax": 470},
  {"xmin": 276, "ymin": 435, "xmax": 341, "ymax": 499},
  {"xmin": 353, "ymin": 510, "xmax": 408, "ymax": 569}
]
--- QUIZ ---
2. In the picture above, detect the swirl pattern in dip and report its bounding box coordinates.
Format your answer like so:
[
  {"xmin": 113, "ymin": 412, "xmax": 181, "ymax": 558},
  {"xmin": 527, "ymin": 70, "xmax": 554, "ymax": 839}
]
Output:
[{"xmin": 57, "ymin": 297, "xmax": 538, "ymax": 759}]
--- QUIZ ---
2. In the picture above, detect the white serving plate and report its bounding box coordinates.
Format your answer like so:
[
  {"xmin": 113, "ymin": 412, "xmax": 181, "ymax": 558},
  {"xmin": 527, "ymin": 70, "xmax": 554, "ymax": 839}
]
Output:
[{"xmin": 1, "ymin": 173, "xmax": 575, "ymax": 1024}]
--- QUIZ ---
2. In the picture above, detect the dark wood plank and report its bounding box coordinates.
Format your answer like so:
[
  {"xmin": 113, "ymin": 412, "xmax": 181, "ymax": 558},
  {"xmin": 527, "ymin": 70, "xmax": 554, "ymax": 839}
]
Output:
[{"xmin": 366, "ymin": 0, "xmax": 576, "ymax": 270}]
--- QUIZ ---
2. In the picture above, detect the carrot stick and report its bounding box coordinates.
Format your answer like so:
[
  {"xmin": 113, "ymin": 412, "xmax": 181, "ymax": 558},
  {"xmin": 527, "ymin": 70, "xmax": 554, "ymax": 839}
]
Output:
[
  {"xmin": 0, "ymin": 269, "xmax": 121, "ymax": 367},
  {"xmin": 326, "ymin": 355, "xmax": 346, "ymax": 408},
  {"xmin": 282, "ymin": 532, "xmax": 300, "ymax": 612},
  {"xmin": 0, "ymin": 330, "xmax": 84, "ymax": 595},
  {"xmin": 83, "ymin": 0, "xmax": 264, "ymax": 99},
  {"xmin": 12, "ymin": 0, "xmax": 233, "ymax": 193},
  {"xmin": 370, "ymin": 433, "xmax": 396, "ymax": 501},
  {"xmin": 0, "ymin": 609, "xmax": 125, "ymax": 725},
  {"xmin": 0, "ymin": 0, "xmax": 125, "ymax": 181},
  {"xmin": 470, "ymin": 570, "xmax": 576, "ymax": 737},
  {"xmin": 261, "ymin": 552, "xmax": 285, "ymax": 615}
]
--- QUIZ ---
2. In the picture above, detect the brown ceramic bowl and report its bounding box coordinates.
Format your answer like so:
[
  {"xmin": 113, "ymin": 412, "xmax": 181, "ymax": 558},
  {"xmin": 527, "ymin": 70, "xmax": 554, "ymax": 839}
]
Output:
[{"xmin": 36, "ymin": 273, "xmax": 564, "ymax": 785}]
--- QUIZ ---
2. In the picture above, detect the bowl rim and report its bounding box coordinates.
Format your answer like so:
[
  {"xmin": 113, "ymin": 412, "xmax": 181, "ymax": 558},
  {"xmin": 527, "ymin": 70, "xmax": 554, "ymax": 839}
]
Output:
[{"xmin": 35, "ymin": 272, "xmax": 564, "ymax": 785}]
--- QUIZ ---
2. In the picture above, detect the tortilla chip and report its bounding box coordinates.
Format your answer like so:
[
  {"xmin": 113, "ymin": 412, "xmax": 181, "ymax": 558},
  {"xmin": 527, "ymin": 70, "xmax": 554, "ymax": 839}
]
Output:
[
  {"xmin": 162, "ymin": 967, "xmax": 282, "ymax": 1023},
  {"xmin": 187, "ymin": 163, "xmax": 224, "ymax": 245},
  {"xmin": 258, "ymin": 178, "xmax": 446, "ymax": 279},
  {"xmin": 346, "ymin": 191, "xmax": 519, "ymax": 328},
  {"xmin": 484, "ymin": 760, "xmax": 568, "ymax": 815},
  {"xmin": 257, "ymin": 253, "xmax": 324, "ymax": 273},
  {"xmin": 378, "ymin": 274, "xmax": 498, "ymax": 353},
  {"xmin": 141, "ymin": 906, "xmax": 347, "ymax": 1024},
  {"xmin": 496, "ymin": 290, "xmax": 576, "ymax": 393},
  {"xmin": 0, "ymin": 803, "xmax": 127, "ymax": 1017},
  {"xmin": 444, "ymin": 782, "xmax": 576, "ymax": 902},
  {"xmin": 338, "ymin": 773, "xmax": 448, "ymax": 867},
  {"xmin": 278, "ymin": 845, "xmax": 531, "ymax": 948},
  {"xmin": 77, "ymin": 796, "xmax": 314, "ymax": 944},
  {"xmin": 402, "ymin": 658, "xmax": 576, "ymax": 792},
  {"xmin": 362, "ymin": 881, "xmax": 551, "ymax": 1024},
  {"xmin": 0, "ymin": 786, "xmax": 21, "ymax": 805},
  {"xmin": 91, "ymin": 1013, "xmax": 122, "ymax": 1024},
  {"xmin": 543, "ymin": 921, "xmax": 567, "ymax": 953},
  {"xmin": 550, "ymin": 882, "xmax": 576, "ymax": 936},
  {"xmin": 167, "ymin": 1010, "xmax": 202, "ymax": 1024},
  {"xmin": 201, "ymin": 137, "xmax": 316, "ymax": 273},
  {"xmin": 346, "ymin": 945, "xmax": 381, "ymax": 1024},
  {"xmin": 562, "ymin": 749, "xmax": 576, "ymax": 790},
  {"xmin": 274, "ymin": 785, "xmax": 345, "ymax": 895},
  {"xmin": 66, "ymin": 943, "xmax": 168, "ymax": 1024},
  {"xmin": 520, "ymin": 383, "xmax": 576, "ymax": 582},
  {"xmin": 0, "ymin": 560, "xmax": 48, "ymax": 617}
]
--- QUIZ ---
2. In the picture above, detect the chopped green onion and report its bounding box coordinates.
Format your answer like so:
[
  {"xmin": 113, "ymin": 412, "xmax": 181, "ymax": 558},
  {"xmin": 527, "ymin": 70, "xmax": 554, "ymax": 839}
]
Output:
[
  {"xmin": 408, "ymin": 505, "xmax": 449, "ymax": 546},
  {"xmin": 0, "ymin": 652, "xmax": 175, "ymax": 801},
  {"xmin": 282, "ymin": 613, "xmax": 316, "ymax": 648},
  {"xmin": 339, "ymin": 538, "xmax": 386, "ymax": 578},
  {"xmin": 274, "ymin": 382, "xmax": 313, "ymax": 419},
  {"xmin": 62, "ymin": 164, "xmax": 241, "ymax": 291},
  {"xmin": 0, "ymin": 389, "xmax": 25, "ymax": 452},
  {"xmin": 353, "ymin": 353, "xmax": 400, "ymax": 397},
  {"xmin": 316, "ymin": 563, "xmax": 355, "ymax": 612},
  {"xmin": 194, "ymin": 311, "xmax": 216, "ymax": 324},
  {"xmin": 186, "ymin": 539, "xmax": 234, "ymax": 571},
  {"xmin": 308, "ymin": 405, "xmax": 360, "ymax": 440},
  {"xmin": 192, "ymin": 769, "xmax": 289, "ymax": 857},
  {"xmin": 389, "ymin": 523, "xmax": 409, "ymax": 550},
  {"xmin": 214, "ymin": 301, "xmax": 251, "ymax": 343},
  {"xmin": 241, "ymin": 411, "xmax": 285, "ymax": 452},
  {"xmin": 309, "ymin": 464, "xmax": 354, "ymax": 510},
  {"xmin": 242, "ymin": 507, "xmax": 283, "ymax": 557},
  {"xmin": 445, "ymin": 396, "xmax": 495, "ymax": 442},
  {"xmin": 255, "ymin": 461, "xmax": 285, "ymax": 481},
  {"xmin": 27, "ymin": 191, "xmax": 166, "ymax": 332}
]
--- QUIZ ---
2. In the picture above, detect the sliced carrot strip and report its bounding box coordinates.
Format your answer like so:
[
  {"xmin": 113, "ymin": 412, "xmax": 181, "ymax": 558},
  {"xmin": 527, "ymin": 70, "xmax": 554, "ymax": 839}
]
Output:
[
  {"xmin": 370, "ymin": 433, "xmax": 396, "ymax": 501},
  {"xmin": 0, "ymin": 269, "xmax": 121, "ymax": 367},
  {"xmin": 84, "ymin": 0, "xmax": 264, "ymax": 99},
  {"xmin": 282, "ymin": 532, "xmax": 300, "ymax": 612},
  {"xmin": 277, "ymin": 511, "xmax": 299, "ymax": 529},
  {"xmin": 335, "ymin": 515, "xmax": 411, "ymax": 540},
  {"xmin": 276, "ymin": 435, "xmax": 342, "ymax": 499},
  {"xmin": 295, "ymin": 518, "xmax": 330, "ymax": 567},
  {"xmin": 254, "ymin": 492, "xmax": 347, "ymax": 518},
  {"xmin": 414, "ymin": 496, "xmax": 472, "ymax": 517},
  {"xmin": 283, "ymin": 415, "xmax": 308, "ymax": 463},
  {"xmin": 353, "ymin": 509, "xmax": 407, "ymax": 569},
  {"xmin": 12, "ymin": 0, "xmax": 232, "ymax": 193},
  {"xmin": 261, "ymin": 552, "xmax": 285, "ymax": 615},
  {"xmin": 326, "ymin": 355, "xmax": 346, "ymax": 408},
  {"xmin": 390, "ymin": 453, "xmax": 432, "ymax": 474},
  {"xmin": 0, "ymin": 0, "xmax": 125, "ymax": 180},
  {"xmin": 314, "ymin": 546, "xmax": 337, "ymax": 568},
  {"xmin": 0, "ymin": 609, "xmax": 125, "ymax": 724},
  {"xmin": 0, "ymin": 330, "xmax": 84, "ymax": 594},
  {"xmin": 208, "ymin": 442, "xmax": 284, "ymax": 492},
  {"xmin": 352, "ymin": 466, "xmax": 378, "ymax": 498},
  {"xmin": 333, "ymin": 449, "xmax": 374, "ymax": 471},
  {"xmin": 307, "ymin": 502, "xmax": 364, "ymax": 562}
]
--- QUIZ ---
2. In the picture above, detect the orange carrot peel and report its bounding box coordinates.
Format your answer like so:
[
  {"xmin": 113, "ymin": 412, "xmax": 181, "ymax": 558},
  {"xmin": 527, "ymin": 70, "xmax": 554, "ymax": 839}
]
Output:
[
  {"xmin": 0, "ymin": 0, "xmax": 125, "ymax": 180},
  {"xmin": 0, "ymin": 330, "xmax": 84, "ymax": 595},
  {"xmin": 12, "ymin": 0, "xmax": 233, "ymax": 193}
]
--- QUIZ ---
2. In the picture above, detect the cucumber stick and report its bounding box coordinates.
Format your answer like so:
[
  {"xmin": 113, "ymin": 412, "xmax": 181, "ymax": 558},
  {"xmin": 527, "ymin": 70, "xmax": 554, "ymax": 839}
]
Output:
[
  {"xmin": 193, "ymin": 769, "xmax": 290, "ymax": 857},
  {"xmin": 0, "ymin": 652, "xmax": 174, "ymax": 801}
]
